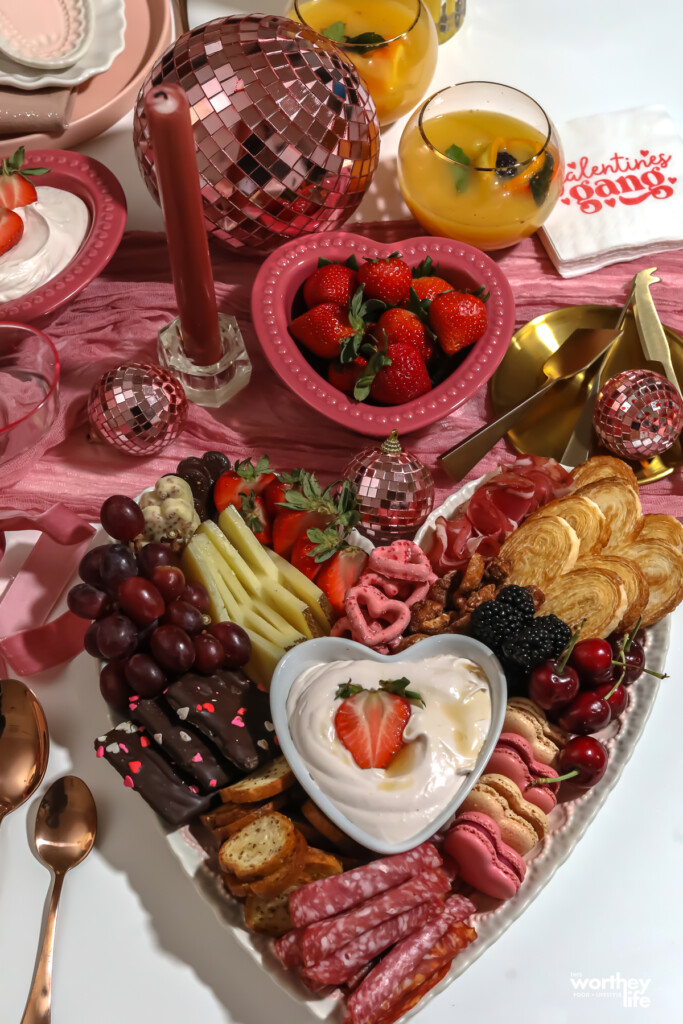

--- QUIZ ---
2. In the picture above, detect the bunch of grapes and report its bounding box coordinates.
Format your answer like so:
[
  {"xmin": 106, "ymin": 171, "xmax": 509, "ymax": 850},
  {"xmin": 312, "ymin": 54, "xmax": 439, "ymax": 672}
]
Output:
[{"xmin": 68, "ymin": 495, "xmax": 251, "ymax": 713}]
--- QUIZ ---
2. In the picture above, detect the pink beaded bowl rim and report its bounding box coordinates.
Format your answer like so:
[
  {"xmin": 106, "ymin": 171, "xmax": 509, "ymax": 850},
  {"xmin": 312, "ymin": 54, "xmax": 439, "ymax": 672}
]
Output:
[
  {"xmin": 252, "ymin": 231, "xmax": 515, "ymax": 437},
  {"xmin": 0, "ymin": 149, "xmax": 127, "ymax": 326}
]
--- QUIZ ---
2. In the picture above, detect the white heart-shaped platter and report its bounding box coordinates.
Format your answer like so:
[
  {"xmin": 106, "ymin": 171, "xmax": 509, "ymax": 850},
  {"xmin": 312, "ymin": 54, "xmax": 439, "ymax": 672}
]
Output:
[{"xmin": 270, "ymin": 634, "xmax": 507, "ymax": 855}]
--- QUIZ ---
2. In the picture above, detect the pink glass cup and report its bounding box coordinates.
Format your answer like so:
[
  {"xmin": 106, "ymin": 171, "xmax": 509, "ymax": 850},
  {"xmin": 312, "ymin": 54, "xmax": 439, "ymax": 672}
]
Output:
[{"xmin": 0, "ymin": 323, "xmax": 60, "ymax": 470}]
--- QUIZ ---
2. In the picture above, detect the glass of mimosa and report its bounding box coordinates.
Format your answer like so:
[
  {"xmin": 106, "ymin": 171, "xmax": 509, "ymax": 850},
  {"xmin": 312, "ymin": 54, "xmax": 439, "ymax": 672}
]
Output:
[
  {"xmin": 292, "ymin": 0, "xmax": 438, "ymax": 127},
  {"xmin": 397, "ymin": 82, "xmax": 564, "ymax": 250}
]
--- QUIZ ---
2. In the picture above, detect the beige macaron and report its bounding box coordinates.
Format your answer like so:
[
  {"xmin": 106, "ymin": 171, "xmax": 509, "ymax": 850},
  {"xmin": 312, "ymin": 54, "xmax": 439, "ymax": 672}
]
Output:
[
  {"xmin": 504, "ymin": 697, "xmax": 570, "ymax": 767},
  {"xmin": 459, "ymin": 773, "xmax": 548, "ymax": 855}
]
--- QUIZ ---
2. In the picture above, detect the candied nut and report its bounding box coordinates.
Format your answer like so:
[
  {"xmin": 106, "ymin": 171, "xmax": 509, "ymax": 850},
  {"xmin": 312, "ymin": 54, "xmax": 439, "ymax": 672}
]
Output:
[
  {"xmin": 483, "ymin": 557, "xmax": 511, "ymax": 585},
  {"xmin": 409, "ymin": 599, "xmax": 447, "ymax": 635},
  {"xmin": 394, "ymin": 633, "xmax": 429, "ymax": 651},
  {"xmin": 527, "ymin": 585, "xmax": 546, "ymax": 610},
  {"xmin": 458, "ymin": 553, "xmax": 485, "ymax": 594},
  {"xmin": 427, "ymin": 570, "xmax": 461, "ymax": 607}
]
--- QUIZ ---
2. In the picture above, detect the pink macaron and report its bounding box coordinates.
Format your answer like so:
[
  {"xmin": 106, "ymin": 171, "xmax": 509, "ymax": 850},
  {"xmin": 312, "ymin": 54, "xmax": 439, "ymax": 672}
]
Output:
[
  {"xmin": 444, "ymin": 811, "xmax": 527, "ymax": 901},
  {"xmin": 486, "ymin": 733, "xmax": 560, "ymax": 814}
]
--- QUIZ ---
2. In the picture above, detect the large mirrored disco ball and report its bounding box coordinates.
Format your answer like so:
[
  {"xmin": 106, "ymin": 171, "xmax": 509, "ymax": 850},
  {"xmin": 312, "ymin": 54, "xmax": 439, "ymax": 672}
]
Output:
[{"xmin": 133, "ymin": 15, "xmax": 380, "ymax": 253}]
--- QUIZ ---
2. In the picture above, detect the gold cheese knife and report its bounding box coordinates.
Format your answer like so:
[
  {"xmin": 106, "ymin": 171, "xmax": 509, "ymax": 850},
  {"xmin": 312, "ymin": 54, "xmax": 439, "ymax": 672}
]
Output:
[{"xmin": 633, "ymin": 267, "xmax": 681, "ymax": 392}]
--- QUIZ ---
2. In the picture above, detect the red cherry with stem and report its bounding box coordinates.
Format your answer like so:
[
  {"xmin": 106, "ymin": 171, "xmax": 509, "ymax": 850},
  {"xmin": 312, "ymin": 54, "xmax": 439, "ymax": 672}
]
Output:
[
  {"xmin": 558, "ymin": 690, "xmax": 611, "ymax": 735},
  {"xmin": 528, "ymin": 625, "xmax": 581, "ymax": 710},
  {"xmin": 569, "ymin": 637, "xmax": 613, "ymax": 683},
  {"xmin": 595, "ymin": 681, "xmax": 628, "ymax": 718},
  {"xmin": 609, "ymin": 620, "xmax": 666, "ymax": 686},
  {"xmin": 529, "ymin": 736, "xmax": 608, "ymax": 790}
]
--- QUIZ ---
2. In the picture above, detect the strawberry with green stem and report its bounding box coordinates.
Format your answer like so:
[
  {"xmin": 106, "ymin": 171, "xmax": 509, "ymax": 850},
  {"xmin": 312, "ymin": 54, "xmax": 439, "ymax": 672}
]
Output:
[
  {"xmin": 240, "ymin": 491, "xmax": 272, "ymax": 546},
  {"xmin": 0, "ymin": 147, "xmax": 49, "ymax": 209},
  {"xmin": 334, "ymin": 677, "xmax": 424, "ymax": 769},
  {"xmin": 316, "ymin": 544, "xmax": 368, "ymax": 617},
  {"xmin": 214, "ymin": 456, "xmax": 275, "ymax": 513},
  {"xmin": 303, "ymin": 255, "xmax": 359, "ymax": 308},
  {"xmin": 273, "ymin": 474, "xmax": 360, "ymax": 560},
  {"xmin": 358, "ymin": 251, "xmax": 412, "ymax": 305}
]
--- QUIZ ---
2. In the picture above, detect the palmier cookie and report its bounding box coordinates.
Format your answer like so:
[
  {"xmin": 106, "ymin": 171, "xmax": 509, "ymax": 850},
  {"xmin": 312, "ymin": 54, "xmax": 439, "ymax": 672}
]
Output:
[
  {"xmin": 460, "ymin": 774, "xmax": 548, "ymax": 855},
  {"xmin": 504, "ymin": 697, "xmax": 569, "ymax": 767}
]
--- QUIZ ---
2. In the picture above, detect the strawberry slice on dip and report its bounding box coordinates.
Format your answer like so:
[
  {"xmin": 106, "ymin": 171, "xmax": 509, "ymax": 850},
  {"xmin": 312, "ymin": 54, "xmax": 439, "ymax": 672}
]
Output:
[{"xmin": 334, "ymin": 678, "xmax": 423, "ymax": 769}]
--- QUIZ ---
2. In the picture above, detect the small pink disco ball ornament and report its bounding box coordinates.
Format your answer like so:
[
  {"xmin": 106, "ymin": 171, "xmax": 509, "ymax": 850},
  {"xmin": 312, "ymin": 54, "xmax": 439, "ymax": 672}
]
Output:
[
  {"xmin": 133, "ymin": 15, "xmax": 380, "ymax": 253},
  {"xmin": 593, "ymin": 368, "xmax": 683, "ymax": 459},
  {"xmin": 345, "ymin": 431, "xmax": 435, "ymax": 542},
  {"xmin": 88, "ymin": 363, "xmax": 188, "ymax": 456}
]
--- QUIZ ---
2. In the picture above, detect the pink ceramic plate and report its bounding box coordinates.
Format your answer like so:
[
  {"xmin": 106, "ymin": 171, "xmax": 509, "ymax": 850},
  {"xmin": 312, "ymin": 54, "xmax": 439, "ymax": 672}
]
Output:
[
  {"xmin": 0, "ymin": 149, "xmax": 127, "ymax": 326},
  {"xmin": 252, "ymin": 232, "xmax": 515, "ymax": 437}
]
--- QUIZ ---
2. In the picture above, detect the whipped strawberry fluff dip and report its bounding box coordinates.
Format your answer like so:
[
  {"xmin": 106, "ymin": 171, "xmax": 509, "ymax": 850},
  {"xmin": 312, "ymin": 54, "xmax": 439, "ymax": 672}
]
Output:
[
  {"xmin": 287, "ymin": 655, "xmax": 492, "ymax": 844},
  {"xmin": 0, "ymin": 186, "xmax": 89, "ymax": 302}
]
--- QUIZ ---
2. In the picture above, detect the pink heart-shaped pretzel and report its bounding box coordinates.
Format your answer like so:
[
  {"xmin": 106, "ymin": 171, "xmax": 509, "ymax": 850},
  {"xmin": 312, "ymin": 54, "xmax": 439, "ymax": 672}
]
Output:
[
  {"xmin": 341, "ymin": 584, "xmax": 410, "ymax": 648},
  {"xmin": 369, "ymin": 540, "xmax": 436, "ymax": 584}
]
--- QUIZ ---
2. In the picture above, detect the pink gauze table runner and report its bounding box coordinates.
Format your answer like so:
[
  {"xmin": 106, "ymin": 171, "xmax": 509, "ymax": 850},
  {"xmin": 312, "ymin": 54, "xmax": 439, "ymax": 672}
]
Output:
[{"xmin": 2, "ymin": 221, "xmax": 683, "ymax": 520}]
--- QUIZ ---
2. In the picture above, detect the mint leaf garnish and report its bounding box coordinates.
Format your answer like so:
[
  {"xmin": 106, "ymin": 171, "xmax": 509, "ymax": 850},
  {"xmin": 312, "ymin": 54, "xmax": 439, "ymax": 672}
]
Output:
[
  {"xmin": 322, "ymin": 21, "xmax": 345, "ymax": 41},
  {"xmin": 445, "ymin": 144, "xmax": 470, "ymax": 193},
  {"xmin": 529, "ymin": 151, "xmax": 555, "ymax": 207}
]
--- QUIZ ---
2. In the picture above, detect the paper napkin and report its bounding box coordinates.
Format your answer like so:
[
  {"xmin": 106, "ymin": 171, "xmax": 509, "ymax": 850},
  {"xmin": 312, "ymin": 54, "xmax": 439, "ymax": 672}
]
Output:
[{"xmin": 540, "ymin": 105, "xmax": 683, "ymax": 277}]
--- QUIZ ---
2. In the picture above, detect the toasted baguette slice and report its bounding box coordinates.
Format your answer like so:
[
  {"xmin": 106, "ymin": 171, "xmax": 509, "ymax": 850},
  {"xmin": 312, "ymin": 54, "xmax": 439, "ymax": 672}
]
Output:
[
  {"xmin": 538, "ymin": 566, "xmax": 627, "ymax": 639},
  {"xmin": 633, "ymin": 513, "xmax": 683, "ymax": 552},
  {"xmin": 302, "ymin": 846, "xmax": 344, "ymax": 880},
  {"xmin": 571, "ymin": 455, "xmax": 639, "ymax": 492},
  {"xmin": 498, "ymin": 515, "xmax": 580, "ymax": 591},
  {"xmin": 248, "ymin": 830, "xmax": 308, "ymax": 897},
  {"xmin": 201, "ymin": 792, "xmax": 289, "ymax": 830},
  {"xmin": 574, "ymin": 477, "xmax": 641, "ymax": 549},
  {"xmin": 222, "ymin": 872, "xmax": 252, "ymax": 900},
  {"xmin": 612, "ymin": 539, "xmax": 683, "ymax": 626},
  {"xmin": 219, "ymin": 812, "xmax": 297, "ymax": 878},
  {"xmin": 244, "ymin": 889, "xmax": 294, "ymax": 937},
  {"xmin": 219, "ymin": 757, "xmax": 294, "ymax": 805},
  {"xmin": 577, "ymin": 554, "xmax": 649, "ymax": 632},
  {"xmin": 533, "ymin": 495, "xmax": 610, "ymax": 557}
]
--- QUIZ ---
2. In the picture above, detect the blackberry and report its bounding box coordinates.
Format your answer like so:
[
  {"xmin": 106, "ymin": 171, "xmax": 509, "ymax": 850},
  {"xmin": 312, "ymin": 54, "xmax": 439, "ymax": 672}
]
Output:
[
  {"xmin": 495, "ymin": 150, "xmax": 518, "ymax": 178},
  {"xmin": 502, "ymin": 620, "xmax": 555, "ymax": 670},
  {"xmin": 470, "ymin": 600, "xmax": 524, "ymax": 653},
  {"xmin": 495, "ymin": 585, "xmax": 535, "ymax": 625},
  {"xmin": 536, "ymin": 614, "xmax": 572, "ymax": 657}
]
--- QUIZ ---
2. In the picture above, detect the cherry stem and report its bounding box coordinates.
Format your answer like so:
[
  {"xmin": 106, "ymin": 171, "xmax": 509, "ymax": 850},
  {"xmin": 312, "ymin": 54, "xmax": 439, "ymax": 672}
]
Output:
[
  {"xmin": 529, "ymin": 770, "xmax": 577, "ymax": 786},
  {"xmin": 624, "ymin": 617, "xmax": 641, "ymax": 653},
  {"xmin": 604, "ymin": 677, "xmax": 622, "ymax": 701},
  {"xmin": 556, "ymin": 618, "xmax": 587, "ymax": 673},
  {"xmin": 645, "ymin": 667, "xmax": 668, "ymax": 679}
]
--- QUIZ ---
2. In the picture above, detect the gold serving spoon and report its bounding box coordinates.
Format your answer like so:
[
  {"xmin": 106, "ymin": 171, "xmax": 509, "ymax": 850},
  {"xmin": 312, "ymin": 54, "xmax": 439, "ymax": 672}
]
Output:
[
  {"xmin": 0, "ymin": 679, "xmax": 49, "ymax": 833},
  {"xmin": 21, "ymin": 776, "xmax": 97, "ymax": 1024}
]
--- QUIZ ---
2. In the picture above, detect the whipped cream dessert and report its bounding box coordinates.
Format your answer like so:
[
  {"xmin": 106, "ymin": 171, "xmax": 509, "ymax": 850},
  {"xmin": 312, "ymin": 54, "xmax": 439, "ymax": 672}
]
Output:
[
  {"xmin": 287, "ymin": 654, "xmax": 492, "ymax": 844},
  {"xmin": 0, "ymin": 186, "xmax": 89, "ymax": 303}
]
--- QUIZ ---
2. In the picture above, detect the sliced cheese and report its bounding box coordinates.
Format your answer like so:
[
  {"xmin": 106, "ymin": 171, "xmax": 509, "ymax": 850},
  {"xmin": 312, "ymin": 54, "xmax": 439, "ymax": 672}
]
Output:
[
  {"xmin": 219, "ymin": 506, "xmax": 279, "ymax": 579},
  {"xmin": 265, "ymin": 547, "xmax": 333, "ymax": 632}
]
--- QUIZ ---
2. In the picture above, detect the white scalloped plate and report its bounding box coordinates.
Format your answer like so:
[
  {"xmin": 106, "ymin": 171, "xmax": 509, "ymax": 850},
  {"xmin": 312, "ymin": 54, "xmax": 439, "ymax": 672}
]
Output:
[{"xmin": 163, "ymin": 472, "xmax": 670, "ymax": 1023}]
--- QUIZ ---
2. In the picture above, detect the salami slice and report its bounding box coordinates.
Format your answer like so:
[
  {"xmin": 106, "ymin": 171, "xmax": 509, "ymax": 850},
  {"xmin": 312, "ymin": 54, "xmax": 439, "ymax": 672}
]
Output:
[
  {"xmin": 346, "ymin": 896, "xmax": 475, "ymax": 1024},
  {"xmin": 289, "ymin": 843, "xmax": 442, "ymax": 929},
  {"xmin": 344, "ymin": 960, "xmax": 375, "ymax": 993},
  {"xmin": 273, "ymin": 927, "xmax": 305, "ymax": 970},
  {"xmin": 302, "ymin": 897, "xmax": 443, "ymax": 987},
  {"xmin": 301, "ymin": 869, "xmax": 450, "ymax": 966}
]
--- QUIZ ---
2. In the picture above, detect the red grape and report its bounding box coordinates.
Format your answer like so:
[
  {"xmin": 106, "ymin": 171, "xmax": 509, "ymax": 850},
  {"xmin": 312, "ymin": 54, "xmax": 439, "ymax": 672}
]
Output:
[
  {"xmin": 210, "ymin": 621, "xmax": 251, "ymax": 669},
  {"xmin": 118, "ymin": 576, "xmax": 165, "ymax": 626},
  {"xmin": 101, "ymin": 544, "xmax": 138, "ymax": 592},
  {"xmin": 150, "ymin": 624, "xmax": 195, "ymax": 673},
  {"xmin": 68, "ymin": 583, "xmax": 110, "ymax": 620},
  {"xmin": 124, "ymin": 653, "xmax": 167, "ymax": 699},
  {"xmin": 96, "ymin": 614, "xmax": 139, "ymax": 661},
  {"xmin": 181, "ymin": 583, "xmax": 210, "ymax": 614},
  {"xmin": 78, "ymin": 544, "xmax": 110, "ymax": 586},
  {"xmin": 193, "ymin": 634, "xmax": 225, "ymax": 675},
  {"xmin": 100, "ymin": 495, "xmax": 145, "ymax": 542},
  {"xmin": 137, "ymin": 543, "xmax": 179, "ymax": 578},
  {"xmin": 149, "ymin": 565, "xmax": 186, "ymax": 603},
  {"xmin": 84, "ymin": 620, "xmax": 103, "ymax": 658},
  {"xmin": 99, "ymin": 662, "xmax": 134, "ymax": 714},
  {"xmin": 163, "ymin": 599, "xmax": 204, "ymax": 635}
]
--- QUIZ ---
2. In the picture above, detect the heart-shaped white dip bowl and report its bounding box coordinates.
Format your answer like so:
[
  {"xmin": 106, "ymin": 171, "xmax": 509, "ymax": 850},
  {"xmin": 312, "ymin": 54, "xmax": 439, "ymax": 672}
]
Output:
[{"xmin": 270, "ymin": 634, "xmax": 506, "ymax": 855}]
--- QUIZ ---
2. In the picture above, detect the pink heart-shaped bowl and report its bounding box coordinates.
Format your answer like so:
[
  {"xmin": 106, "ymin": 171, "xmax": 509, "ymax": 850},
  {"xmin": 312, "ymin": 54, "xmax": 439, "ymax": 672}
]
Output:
[{"xmin": 251, "ymin": 231, "xmax": 515, "ymax": 437}]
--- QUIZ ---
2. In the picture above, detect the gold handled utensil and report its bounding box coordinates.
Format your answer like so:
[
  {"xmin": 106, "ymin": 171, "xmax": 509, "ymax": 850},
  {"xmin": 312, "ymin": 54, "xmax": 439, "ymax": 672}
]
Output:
[
  {"xmin": 0, "ymin": 679, "xmax": 49, "ymax": 833},
  {"xmin": 633, "ymin": 268, "xmax": 681, "ymax": 392},
  {"xmin": 439, "ymin": 327, "xmax": 624, "ymax": 480},
  {"xmin": 21, "ymin": 776, "xmax": 97, "ymax": 1024}
]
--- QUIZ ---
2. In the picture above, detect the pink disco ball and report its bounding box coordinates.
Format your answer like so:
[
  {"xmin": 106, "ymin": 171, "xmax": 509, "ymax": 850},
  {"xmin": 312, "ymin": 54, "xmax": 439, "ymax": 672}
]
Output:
[
  {"xmin": 88, "ymin": 363, "xmax": 188, "ymax": 456},
  {"xmin": 133, "ymin": 14, "xmax": 380, "ymax": 254},
  {"xmin": 593, "ymin": 368, "xmax": 683, "ymax": 459}
]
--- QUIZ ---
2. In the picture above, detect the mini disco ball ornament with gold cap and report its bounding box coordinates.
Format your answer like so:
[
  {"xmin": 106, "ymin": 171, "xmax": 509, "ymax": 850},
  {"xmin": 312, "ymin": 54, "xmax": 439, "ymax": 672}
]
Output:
[
  {"xmin": 88, "ymin": 363, "xmax": 188, "ymax": 456},
  {"xmin": 345, "ymin": 431, "xmax": 435, "ymax": 541},
  {"xmin": 133, "ymin": 14, "xmax": 380, "ymax": 254}
]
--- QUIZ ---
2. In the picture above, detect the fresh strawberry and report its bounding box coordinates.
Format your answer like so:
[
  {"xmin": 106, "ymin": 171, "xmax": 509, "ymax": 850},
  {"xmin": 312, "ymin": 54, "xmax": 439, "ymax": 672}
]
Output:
[
  {"xmin": 290, "ymin": 303, "xmax": 354, "ymax": 360},
  {"xmin": 428, "ymin": 291, "xmax": 488, "ymax": 355},
  {"xmin": 369, "ymin": 342, "xmax": 432, "ymax": 405},
  {"xmin": 0, "ymin": 207, "xmax": 23, "ymax": 256},
  {"xmin": 316, "ymin": 545, "xmax": 368, "ymax": 618},
  {"xmin": 334, "ymin": 684, "xmax": 414, "ymax": 769},
  {"xmin": 0, "ymin": 147, "xmax": 49, "ymax": 209},
  {"xmin": 303, "ymin": 263, "xmax": 358, "ymax": 308},
  {"xmin": 358, "ymin": 252, "xmax": 412, "ymax": 305},
  {"xmin": 291, "ymin": 534, "xmax": 322, "ymax": 580},
  {"xmin": 240, "ymin": 492, "xmax": 272, "ymax": 545},
  {"xmin": 328, "ymin": 356, "xmax": 367, "ymax": 396},
  {"xmin": 272, "ymin": 509, "xmax": 332, "ymax": 559},
  {"xmin": 375, "ymin": 308, "xmax": 434, "ymax": 363},
  {"xmin": 263, "ymin": 469, "xmax": 305, "ymax": 517},
  {"xmin": 214, "ymin": 456, "xmax": 275, "ymax": 513},
  {"xmin": 409, "ymin": 276, "xmax": 453, "ymax": 303}
]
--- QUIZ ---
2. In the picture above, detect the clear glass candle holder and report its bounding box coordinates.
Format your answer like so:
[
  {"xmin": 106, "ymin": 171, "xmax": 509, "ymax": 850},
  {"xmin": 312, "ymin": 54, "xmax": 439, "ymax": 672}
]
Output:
[{"xmin": 0, "ymin": 322, "xmax": 59, "ymax": 471}]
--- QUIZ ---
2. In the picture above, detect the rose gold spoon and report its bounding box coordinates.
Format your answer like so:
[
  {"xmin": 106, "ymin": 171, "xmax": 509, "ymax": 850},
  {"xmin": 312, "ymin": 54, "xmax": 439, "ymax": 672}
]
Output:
[
  {"xmin": 21, "ymin": 776, "xmax": 97, "ymax": 1024},
  {"xmin": 0, "ymin": 678, "xmax": 49, "ymax": 832}
]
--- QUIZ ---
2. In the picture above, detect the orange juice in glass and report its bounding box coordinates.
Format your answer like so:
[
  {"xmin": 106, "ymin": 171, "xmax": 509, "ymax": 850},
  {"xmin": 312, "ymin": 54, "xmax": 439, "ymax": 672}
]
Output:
[
  {"xmin": 398, "ymin": 82, "xmax": 564, "ymax": 250},
  {"xmin": 292, "ymin": 0, "xmax": 438, "ymax": 127}
]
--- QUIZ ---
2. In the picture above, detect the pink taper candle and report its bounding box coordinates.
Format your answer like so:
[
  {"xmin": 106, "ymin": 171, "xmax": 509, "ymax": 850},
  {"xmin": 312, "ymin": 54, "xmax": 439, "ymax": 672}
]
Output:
[{"xmin": 144, "ymin": 84, "xmax": 222, "ymax": 366}]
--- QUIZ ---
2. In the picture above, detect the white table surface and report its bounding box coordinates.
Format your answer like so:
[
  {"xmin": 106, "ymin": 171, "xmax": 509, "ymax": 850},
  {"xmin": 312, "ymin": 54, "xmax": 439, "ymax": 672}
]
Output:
[{"xmin": 3, "ymin": 1, "xmax": 683, "ymax": 1021}]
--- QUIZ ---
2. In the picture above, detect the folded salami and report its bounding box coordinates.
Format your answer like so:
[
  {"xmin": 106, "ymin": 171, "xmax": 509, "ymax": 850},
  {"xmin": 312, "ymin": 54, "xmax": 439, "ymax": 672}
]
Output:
[
  {"xmin": 301, "ymin": 868, "xmax": 450, "ymax": 966},
  {"xmin": 302, "ymin": 897, "xmax": 444, "ymax": 987},
  {"xmin": 273, "ymin": 927, "xmax": 305, "ymax": 970},
  {"xmin": 346, "ymin": 895, "xmax": 475, "ymax": 1024},
  {"xmin": 289, "ymin": 843, "xmax": 442, "ymax": 929}
]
